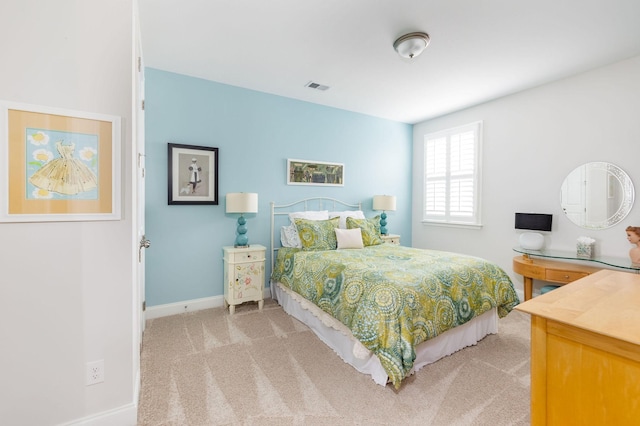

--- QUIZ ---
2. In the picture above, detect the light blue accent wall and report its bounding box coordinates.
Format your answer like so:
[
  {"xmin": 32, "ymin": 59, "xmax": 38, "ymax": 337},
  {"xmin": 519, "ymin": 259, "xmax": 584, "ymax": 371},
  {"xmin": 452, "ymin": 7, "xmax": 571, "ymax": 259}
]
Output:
[{"xmin": 145, "ymin": 68, "xmax": 413, "ymax": 306}]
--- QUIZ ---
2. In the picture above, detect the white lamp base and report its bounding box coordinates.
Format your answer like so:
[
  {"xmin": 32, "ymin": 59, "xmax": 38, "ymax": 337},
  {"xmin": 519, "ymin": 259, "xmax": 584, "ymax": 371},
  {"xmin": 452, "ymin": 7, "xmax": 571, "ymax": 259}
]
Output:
[{"xmin": 519, "ymin": 232, "xmax": 544, "ymax": 250}]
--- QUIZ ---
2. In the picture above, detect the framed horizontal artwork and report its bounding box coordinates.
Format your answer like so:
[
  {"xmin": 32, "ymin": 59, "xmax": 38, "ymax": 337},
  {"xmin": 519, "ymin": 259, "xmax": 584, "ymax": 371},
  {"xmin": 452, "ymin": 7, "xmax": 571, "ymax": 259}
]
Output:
[
  {"xmin": 0, "ymin": 101, "xmax": 121, "ymax": 222},
  {"xmin": 168, "ymin": 143, "xmax": 219, "ymax": 205},
  {"xmin": 287, "ymin": 158, "xmax": 344, "ymax": 186}
]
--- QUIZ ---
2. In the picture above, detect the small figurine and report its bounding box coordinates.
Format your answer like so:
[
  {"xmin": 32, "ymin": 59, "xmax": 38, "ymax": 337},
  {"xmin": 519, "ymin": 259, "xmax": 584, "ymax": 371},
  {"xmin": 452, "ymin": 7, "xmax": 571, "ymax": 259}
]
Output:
[{"xmin": 625, "ymin": 226, "xmax": 640, "ymax": 265}]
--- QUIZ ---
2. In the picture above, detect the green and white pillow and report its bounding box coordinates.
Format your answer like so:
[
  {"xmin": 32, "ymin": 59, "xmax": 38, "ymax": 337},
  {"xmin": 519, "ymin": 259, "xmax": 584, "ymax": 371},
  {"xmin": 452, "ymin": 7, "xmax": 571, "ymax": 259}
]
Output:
[
  {"xmin": 294, "ymin": 217, "xmax": 340, "ymax": 251},
  {"xmin": 328, "ymin": 210, "xmax": 365, "ymax": 229},
  {"xmin": 346, "ymin": 216, "xmax": 384, "ymax": 246}
]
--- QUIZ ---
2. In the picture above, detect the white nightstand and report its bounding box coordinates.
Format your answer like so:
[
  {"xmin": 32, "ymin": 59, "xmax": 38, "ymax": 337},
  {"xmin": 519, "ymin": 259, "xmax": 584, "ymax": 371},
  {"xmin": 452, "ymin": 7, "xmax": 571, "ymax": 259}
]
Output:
[
  {"xmin": 381, "ymin": 234, "xmax": 401, "ymax": 245},
  {"xmin": 222, "ymin": 244, "xmax": 266, "ymax": 314}
]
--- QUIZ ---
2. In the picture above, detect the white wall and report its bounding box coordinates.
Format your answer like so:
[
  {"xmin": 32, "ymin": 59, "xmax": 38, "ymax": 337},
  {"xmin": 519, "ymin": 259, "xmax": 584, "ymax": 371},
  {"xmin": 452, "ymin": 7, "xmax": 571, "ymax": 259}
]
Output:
[
  {"xmin": 412, "ymin": 56, "xmax": 640, "ymax": 296},
  {"xmin": 0, "ymin": 1, "xmax": 138, "ymax": 425}
]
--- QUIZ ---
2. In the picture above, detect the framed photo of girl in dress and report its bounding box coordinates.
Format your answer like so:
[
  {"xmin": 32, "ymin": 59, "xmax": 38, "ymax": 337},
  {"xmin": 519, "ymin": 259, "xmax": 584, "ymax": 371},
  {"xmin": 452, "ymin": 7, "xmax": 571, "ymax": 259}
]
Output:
[
  {"xmin": 0, "ymin": 101, "xmax": 121, "ymax": 222},
  {"xmin": 167, "ymin": 143, "xmax": 219, "ymax": 205}
]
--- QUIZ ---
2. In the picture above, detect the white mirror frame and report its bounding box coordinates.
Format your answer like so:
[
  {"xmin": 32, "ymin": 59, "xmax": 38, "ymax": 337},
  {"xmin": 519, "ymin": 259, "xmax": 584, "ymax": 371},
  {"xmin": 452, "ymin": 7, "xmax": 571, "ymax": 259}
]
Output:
[{"xmin": 560, "ymin": 162, "xmax": 634, "ymax": 229}]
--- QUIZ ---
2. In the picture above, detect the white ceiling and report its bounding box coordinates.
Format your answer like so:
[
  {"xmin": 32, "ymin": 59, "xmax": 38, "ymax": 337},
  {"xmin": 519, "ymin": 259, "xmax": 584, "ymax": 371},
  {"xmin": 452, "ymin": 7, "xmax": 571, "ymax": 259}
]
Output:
[{"xmin": 138, "ymin": 0, "xmax": 640, "ymax": 124}]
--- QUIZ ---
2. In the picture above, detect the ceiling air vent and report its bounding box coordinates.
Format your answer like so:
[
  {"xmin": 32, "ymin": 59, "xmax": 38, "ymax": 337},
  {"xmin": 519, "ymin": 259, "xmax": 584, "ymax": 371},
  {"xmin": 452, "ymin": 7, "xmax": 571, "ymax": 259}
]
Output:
[{"xmin": 305, "ymin": 81, "xmax": 330, "ymax": 91}]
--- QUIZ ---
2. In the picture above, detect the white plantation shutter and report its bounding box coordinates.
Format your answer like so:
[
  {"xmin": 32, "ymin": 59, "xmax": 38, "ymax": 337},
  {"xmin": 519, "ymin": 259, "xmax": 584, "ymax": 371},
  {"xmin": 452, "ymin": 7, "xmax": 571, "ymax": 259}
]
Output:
[
  {"xmin": 425, "ymin": 137, "xmax": 446, "ymax": 216},
  {"xmin": 423, "ymin": 122, "xmax": 482, "ymax": 226}
]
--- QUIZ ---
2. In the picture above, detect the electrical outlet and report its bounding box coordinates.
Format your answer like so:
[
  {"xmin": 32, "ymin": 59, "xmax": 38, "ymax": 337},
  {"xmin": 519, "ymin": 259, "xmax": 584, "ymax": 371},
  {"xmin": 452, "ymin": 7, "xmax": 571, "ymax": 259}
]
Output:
[{"xmin": 86, "ymin": 360, "xmax": 104, "ymax": 385}]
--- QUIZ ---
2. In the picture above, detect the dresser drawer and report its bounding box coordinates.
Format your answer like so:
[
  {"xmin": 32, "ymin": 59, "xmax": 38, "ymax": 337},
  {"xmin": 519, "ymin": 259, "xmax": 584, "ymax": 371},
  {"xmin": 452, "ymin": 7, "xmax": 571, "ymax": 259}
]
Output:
[
  {"xmin": 513, "ymin": 259, "xmax": 545, "ymax": 280},
  {"xmin": 545, "ymin": 269, "xmax": 589, "ymax": 283}
]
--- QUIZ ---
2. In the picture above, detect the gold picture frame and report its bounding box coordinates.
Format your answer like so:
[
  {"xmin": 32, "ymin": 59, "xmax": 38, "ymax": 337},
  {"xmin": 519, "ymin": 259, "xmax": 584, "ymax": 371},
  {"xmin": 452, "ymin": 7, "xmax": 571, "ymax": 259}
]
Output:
[{"xmin": 0, "ymin": 101, "xmax": 121, "ymax": 222}]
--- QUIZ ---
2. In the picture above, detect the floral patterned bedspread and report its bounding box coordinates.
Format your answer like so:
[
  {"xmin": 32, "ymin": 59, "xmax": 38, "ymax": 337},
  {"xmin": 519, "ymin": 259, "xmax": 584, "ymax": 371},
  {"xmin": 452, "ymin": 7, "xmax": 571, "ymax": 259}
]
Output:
[{"xmin": 271, "ymin": 244, "xmax": 519, "ymax": 388}]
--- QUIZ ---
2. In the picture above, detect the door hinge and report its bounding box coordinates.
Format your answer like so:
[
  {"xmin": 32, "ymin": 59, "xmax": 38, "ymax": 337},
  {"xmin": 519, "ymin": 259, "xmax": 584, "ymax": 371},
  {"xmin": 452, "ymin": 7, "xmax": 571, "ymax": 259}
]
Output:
[
  {"xmin": 137, "ymin": 56, "xmax": 142, "ymax": 72},
  {"xmin": 141, "ymin": 100, "xmax": 145, "ymax": 110},
  {"xmin": 142, "ymin": 301, "xmax": 146, "ymax": 311}
]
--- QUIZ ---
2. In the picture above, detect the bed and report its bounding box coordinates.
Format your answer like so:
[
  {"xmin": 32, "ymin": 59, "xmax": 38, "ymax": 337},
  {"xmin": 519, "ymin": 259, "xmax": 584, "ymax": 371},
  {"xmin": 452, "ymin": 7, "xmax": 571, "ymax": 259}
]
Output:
[{"xmin": 269, "ymin": 198, "xmax": 519, "ymax": 388}]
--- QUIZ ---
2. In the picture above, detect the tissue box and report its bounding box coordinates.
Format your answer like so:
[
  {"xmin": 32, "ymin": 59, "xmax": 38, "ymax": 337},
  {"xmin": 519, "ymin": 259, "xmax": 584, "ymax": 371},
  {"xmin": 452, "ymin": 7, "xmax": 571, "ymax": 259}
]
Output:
[{"xmin": 576, "ymin": 241, "xmax": 594, "ymax": 259}]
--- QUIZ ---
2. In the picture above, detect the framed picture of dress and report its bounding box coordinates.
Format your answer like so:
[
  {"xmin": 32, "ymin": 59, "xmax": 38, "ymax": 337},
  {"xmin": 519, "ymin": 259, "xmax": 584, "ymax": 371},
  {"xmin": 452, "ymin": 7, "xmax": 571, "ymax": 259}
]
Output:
[
  {"xmin": 0, "ymin": 101, "xmax": 121, "ymax": 222},
  {"xmin": 167, "ymin": 143, "xmax": 219, "ymax": 205}
]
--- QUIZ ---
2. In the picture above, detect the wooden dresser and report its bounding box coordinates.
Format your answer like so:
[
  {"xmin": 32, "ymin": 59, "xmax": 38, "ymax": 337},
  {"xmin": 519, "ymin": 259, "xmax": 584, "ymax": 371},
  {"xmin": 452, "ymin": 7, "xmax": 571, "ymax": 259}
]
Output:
[{"xmin": 515, "ymin": 270, "xmax": 640, "ymax": 425}]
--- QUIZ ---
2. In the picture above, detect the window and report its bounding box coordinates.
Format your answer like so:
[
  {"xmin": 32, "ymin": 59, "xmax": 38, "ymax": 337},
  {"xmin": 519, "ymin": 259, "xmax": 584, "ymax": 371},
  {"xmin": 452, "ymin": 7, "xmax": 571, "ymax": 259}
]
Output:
[{"xmin": 423, "ymin": 121, "xmax": 482, "ymax": 227}]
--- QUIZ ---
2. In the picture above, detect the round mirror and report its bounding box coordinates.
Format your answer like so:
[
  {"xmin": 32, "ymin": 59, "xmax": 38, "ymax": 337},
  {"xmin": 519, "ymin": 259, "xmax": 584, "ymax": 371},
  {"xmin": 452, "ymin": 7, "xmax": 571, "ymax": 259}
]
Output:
[{"xmin": 560, "ymin": 162, "xmax": 635, "ymax": 229}]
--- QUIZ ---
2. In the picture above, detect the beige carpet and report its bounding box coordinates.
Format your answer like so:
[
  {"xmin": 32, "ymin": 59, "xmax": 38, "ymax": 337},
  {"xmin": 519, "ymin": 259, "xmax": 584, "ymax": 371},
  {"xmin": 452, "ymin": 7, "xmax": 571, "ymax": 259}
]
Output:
[{"xmin": 138, "ymin": 299, "xmax": 531, "ymax": 425}]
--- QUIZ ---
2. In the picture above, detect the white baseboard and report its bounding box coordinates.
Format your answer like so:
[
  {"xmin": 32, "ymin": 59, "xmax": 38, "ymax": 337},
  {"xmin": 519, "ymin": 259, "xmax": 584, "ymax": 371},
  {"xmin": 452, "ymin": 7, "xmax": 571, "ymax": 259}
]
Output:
[
  {"xmin": 62, "ymin": 403, "xmax": 137, "ymax": 426},
  {"xmin": 145, "ymin": 295, "xmax": 223, "ymax": 319},
  {"xmin": 145, "ymin": 288, "xmax": 271, "ymax": 319}
]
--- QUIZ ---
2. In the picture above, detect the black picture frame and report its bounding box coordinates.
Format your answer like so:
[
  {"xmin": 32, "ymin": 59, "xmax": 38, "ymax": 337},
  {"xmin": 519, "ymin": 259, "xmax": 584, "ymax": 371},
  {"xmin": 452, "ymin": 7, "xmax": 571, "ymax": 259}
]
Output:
[{"xmin": 168, "ymin": 143, "xmax": 219, "ymax": 205}]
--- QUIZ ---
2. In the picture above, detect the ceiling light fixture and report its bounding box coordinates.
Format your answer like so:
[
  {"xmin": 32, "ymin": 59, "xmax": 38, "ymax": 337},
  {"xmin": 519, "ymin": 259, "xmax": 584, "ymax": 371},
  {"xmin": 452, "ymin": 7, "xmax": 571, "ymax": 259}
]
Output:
[{"xmin": 393, "ymin": 32, "xmax": 430, "ymax": 59}]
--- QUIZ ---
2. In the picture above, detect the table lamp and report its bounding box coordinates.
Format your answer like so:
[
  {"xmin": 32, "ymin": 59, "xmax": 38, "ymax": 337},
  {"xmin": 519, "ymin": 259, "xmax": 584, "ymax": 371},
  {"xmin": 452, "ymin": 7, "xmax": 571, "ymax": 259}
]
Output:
[
  {"xmin": 373, "ymin": 195, "xmax": 397, "ymax": 235},
  {"xmin": 226, "ymin": 192, "xmax": 258, "ymax": 247}
]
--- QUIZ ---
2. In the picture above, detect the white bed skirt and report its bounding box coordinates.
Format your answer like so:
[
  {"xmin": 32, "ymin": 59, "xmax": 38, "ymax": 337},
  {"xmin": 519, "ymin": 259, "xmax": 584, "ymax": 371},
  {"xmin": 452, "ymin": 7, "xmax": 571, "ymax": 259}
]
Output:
[{"xmin": 271, "ymin": 281, "xmax": 499, "ymax": 386}]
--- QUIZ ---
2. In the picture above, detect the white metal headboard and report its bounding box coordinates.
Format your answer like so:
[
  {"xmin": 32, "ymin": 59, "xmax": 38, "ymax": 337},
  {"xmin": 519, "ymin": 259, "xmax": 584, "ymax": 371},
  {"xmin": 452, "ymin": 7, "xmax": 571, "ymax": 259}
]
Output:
[{"xmin": 270, "ymin": 197, "xmax": 362, "ymax": 270}]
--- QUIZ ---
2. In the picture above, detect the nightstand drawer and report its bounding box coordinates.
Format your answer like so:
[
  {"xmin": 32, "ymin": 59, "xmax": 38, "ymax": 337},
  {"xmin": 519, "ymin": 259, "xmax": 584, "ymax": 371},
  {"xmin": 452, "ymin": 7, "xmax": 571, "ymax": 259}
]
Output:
[
  {"xmin": 381, "ymin": 234, "xmax": 400, "ymax": 245},
  {"xmin": 545, "ymin": 269, "xmax": 589, "ymax": 283},
  {"xmin": 224, "ymin": 249, "xmax": 265, "ymax": 263}
]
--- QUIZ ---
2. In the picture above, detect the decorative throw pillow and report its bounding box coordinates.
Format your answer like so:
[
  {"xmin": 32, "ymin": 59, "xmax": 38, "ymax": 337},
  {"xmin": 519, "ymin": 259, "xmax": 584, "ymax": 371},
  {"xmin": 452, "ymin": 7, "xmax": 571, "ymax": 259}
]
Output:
[
  {"xmin": 294, "ymin": 217, "xmax": 340, "ymax": 251},
  {"xmin": 281, "ymin": 211, "xmax": 329, "ymax": 248},
  {"xmin": 335, "ymin": 228, "xmax": 364, "ymax": 249},
  {"xmin": 346, "ymin": 216, "xmax": 384, "ymax": 246},
  {"xmin": 328, "ymin": 210, "xmax": 366, "ymax": 229},
  {"xmin": 280, "ymin": 224, "xmax": 302, "ymax": 248}
]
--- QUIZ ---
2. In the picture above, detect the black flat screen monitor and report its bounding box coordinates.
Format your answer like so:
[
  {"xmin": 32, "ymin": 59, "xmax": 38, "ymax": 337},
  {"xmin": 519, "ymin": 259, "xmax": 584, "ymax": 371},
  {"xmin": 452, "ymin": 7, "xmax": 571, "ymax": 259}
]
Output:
[{"xmin": 515, "ymin": 213, "xmax": 552, "ymax": 232}]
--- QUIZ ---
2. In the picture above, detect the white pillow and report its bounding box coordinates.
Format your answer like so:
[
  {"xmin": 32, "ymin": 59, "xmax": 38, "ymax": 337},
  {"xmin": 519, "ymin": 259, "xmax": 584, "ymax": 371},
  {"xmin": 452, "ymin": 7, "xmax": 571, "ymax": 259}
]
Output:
[
  {"xmin": 335, "ymin": 228, "xmax": 364, "ymax": 249},
  {"xmin": 288, "ymin": 210, "xmax": 329, "ymax": 223},
  {"xmin": 280, "ymin": 224, "xmax": 302, "ymax": 248},
  {"xmin": 289, "ymin": 210, "xmax": 329, "ymax": 225},
  {"xmin": 329, "ymin": 210, "xmax": 366, "ymax": 229}
]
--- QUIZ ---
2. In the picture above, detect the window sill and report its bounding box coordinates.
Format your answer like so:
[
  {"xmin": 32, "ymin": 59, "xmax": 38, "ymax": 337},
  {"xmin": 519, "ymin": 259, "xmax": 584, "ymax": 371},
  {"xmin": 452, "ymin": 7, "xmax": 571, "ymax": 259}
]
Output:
[{"xmin": 421, "ymin": 220, "xmax": 483, "ymax": 230}]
